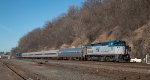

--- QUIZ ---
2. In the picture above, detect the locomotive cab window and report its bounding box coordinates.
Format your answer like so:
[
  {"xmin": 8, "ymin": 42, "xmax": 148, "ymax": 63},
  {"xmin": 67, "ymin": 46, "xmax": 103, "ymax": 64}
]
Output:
[
  {"xmin": 114, "ymin": 41, "xmax": 126, "ymax": 46},
  {"xmin": 110, "ymin": 43, "xmax": 113, "ymax": 46}
]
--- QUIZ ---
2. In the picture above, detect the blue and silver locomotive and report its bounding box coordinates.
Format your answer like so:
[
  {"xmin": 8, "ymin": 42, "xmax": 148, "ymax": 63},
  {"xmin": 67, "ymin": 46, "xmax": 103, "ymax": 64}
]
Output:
[{"xmin": 82, "ymin": 40, "xmax": 130, "ymax": 62}]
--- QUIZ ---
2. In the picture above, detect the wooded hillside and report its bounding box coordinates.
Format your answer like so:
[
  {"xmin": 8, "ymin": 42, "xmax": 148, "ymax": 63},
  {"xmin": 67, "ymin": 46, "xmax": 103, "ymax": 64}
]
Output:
[{"xmin": 11, "ymin": 0, "xmax": 150, "ymax": 59}]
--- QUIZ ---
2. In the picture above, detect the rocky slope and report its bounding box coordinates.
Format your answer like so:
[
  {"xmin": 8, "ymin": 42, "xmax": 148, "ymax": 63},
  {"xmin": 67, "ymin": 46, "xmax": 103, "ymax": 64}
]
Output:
[{"xmin": 11, "ymin": 0, "xmax": 150, "ymax": 59}]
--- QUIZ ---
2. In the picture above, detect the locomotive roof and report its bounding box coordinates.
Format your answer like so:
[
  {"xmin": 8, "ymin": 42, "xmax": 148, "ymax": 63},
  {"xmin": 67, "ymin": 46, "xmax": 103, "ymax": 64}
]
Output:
[{"xmin": 82, "ymin": 40, "xmax": 125, "ymax": 46}]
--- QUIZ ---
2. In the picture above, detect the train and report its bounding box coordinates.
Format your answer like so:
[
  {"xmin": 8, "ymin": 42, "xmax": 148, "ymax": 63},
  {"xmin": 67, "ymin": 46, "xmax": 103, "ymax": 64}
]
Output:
[{"xmin": 16, "ymin": 40, "xmax": 131, "ymax": 62}]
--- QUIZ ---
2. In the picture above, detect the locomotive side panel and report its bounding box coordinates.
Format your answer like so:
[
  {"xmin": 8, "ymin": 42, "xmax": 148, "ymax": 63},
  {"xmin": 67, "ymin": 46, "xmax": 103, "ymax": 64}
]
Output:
[{"xmin": 86, "ymin": 46, "xmax": 114, "ymax": 55}]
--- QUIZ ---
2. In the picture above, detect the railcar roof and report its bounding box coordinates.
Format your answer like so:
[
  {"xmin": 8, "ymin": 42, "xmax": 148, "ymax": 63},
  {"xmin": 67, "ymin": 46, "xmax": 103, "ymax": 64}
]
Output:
[
  {"xmin": 59, "ymin": 48, "xmax": 81, "ymax": 51},
  {"xmin": 17, "ymin": 50, "xmax": 59, "ymax": 54}
]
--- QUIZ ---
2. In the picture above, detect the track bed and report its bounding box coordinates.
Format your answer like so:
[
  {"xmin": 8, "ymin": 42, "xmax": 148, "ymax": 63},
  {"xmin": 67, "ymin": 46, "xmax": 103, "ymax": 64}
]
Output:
[{"xmin": 1, "ymin": 59, "xmax": 150, "ymax": 80}]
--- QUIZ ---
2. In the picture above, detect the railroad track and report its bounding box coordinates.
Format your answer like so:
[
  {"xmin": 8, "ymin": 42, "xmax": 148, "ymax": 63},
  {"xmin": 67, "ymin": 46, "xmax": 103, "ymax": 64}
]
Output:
[
  {"xmin": 2, "ymin": 61, "xmax": 26, "ymax": 80},
  {"xmin": 0, "ymin": 59, "xmax": 48, "ymax": 80},
  {"xmin": 0, "ymin": 60, "xmax": 37, "ymax": 80}
]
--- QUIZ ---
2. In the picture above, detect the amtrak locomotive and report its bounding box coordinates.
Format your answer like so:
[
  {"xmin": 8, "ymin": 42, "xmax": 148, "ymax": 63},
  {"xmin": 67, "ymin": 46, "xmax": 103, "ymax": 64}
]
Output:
[{"xmin": 16, "ymin": 40, "xmax": 131, "ymax": 62}]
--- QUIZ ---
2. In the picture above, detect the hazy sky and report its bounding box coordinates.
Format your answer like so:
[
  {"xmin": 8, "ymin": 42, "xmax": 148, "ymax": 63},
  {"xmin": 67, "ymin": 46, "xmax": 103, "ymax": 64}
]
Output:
[{"xmin": 0, "ymin": 0, "xmax": 84, "ymax": 52}]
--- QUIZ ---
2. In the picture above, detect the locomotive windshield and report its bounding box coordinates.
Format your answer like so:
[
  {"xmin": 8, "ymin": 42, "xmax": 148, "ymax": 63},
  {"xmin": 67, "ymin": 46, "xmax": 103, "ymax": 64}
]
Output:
[{"xmin": 113, "ymin": 41, "xmax": 126, "ymax": 46}]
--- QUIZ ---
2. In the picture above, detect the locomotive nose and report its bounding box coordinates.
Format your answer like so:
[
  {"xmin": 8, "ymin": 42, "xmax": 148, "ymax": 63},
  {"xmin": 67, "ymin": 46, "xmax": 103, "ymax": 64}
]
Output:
[{"xmin": 115, "ymin": 46, "xmax": 125, "ymax": 54}]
